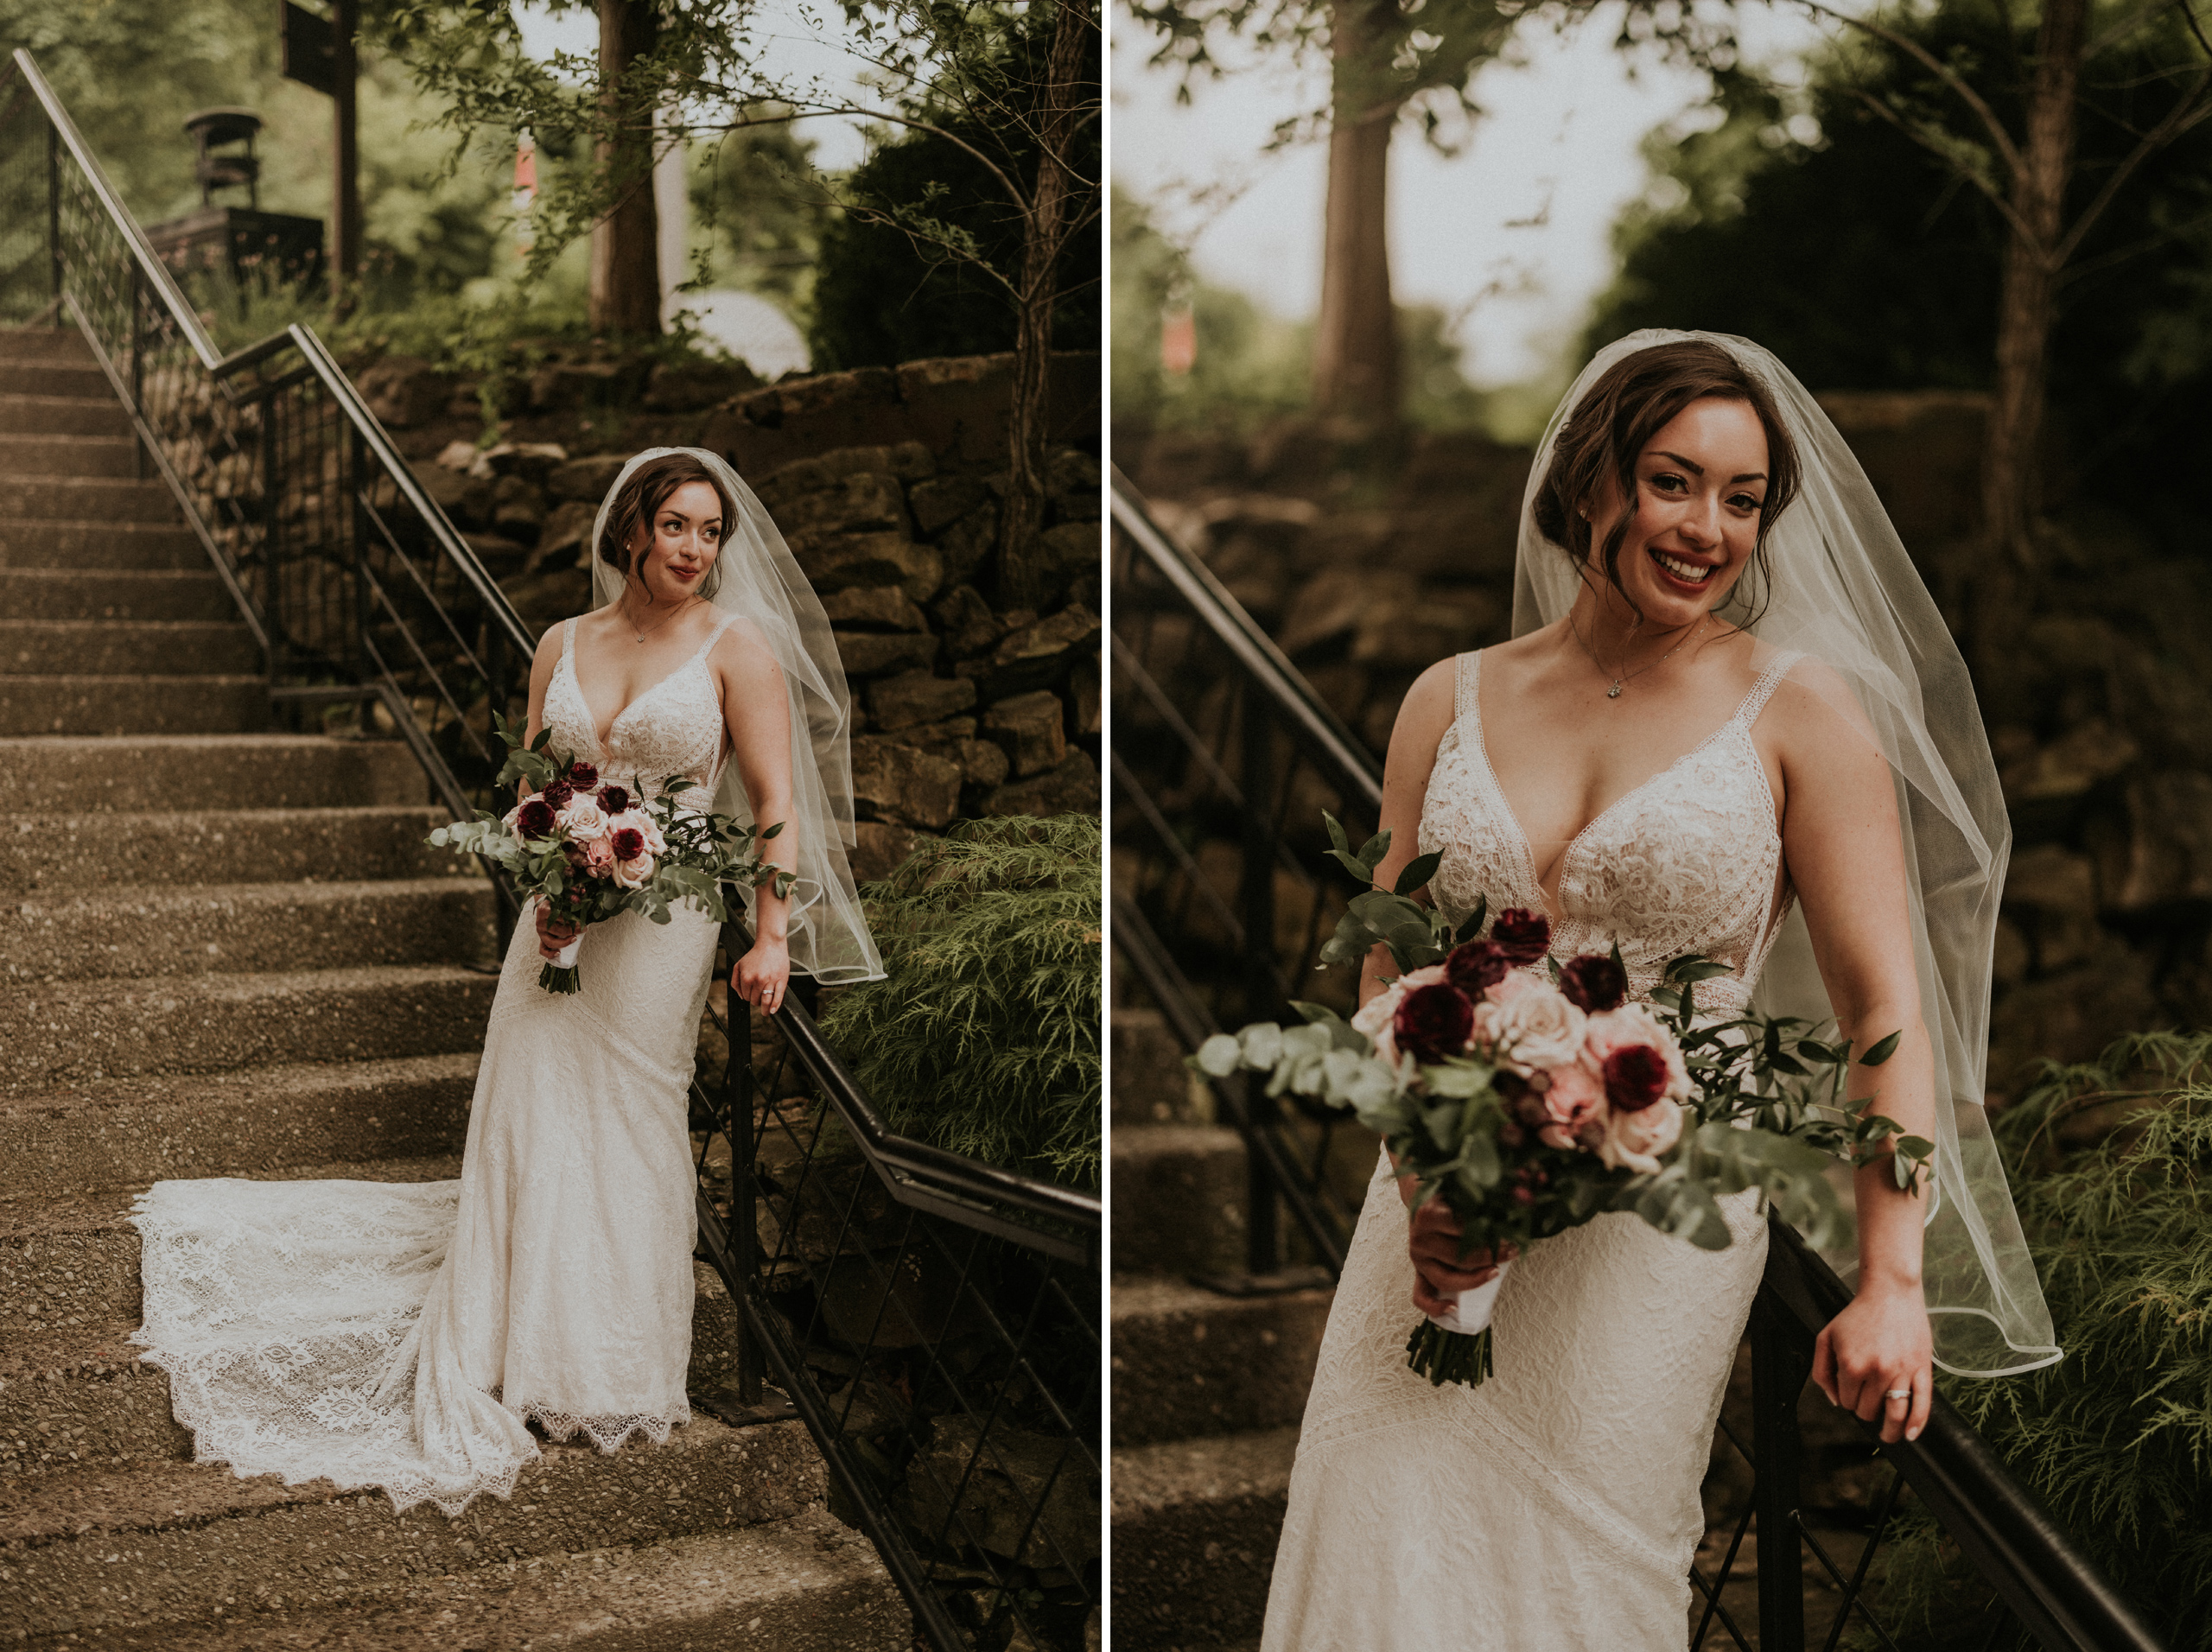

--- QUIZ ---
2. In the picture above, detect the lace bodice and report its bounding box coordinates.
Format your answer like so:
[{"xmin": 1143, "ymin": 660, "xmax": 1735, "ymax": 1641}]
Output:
[
  {"xmin": 1418, "ymin": 648, "xmax": 1803, "ymax": 1016},
  {"xmin": 542, "ymin": 614, "xmax": 732, "ymax": 800}
]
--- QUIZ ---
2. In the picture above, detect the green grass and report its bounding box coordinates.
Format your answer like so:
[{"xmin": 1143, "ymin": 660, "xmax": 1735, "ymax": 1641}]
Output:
[{"xmin": 818, "ymin": 815, "xmax": 1101, "ymax": 1190}]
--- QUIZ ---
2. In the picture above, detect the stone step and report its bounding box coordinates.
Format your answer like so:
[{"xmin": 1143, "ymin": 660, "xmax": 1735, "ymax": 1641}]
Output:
[
  {"xmin": 2, "ymin": 878, "xmax": 498, "ymax": 984},
  {"xmin": 0, "ymin": 619, "xmax": 258, "ymax": 677},
  {"xmin": 1111, "ymin": 1124, "xmax": 1249, "ymax": 1277},
  {"xmin": 0, "ymin": 568, "xmax": 235, "ymax": 623},
  {"xmin": 0, "ymin": 434, "xmax": 139, "ymax": 479},
  {"xmin": 9, "ymin": 734, "xmax": 427, "ymax": 814},
  {"xmin": 1109, "ymin": 1428, "xmax": 1299, "ymax": 1651},
  {"xmin": 0, "ymin": 521, "xmax": 204, "ymax": 570},
  {"xmin": 0, "ymin": 1414, "xmax": 828, "ymax": 1642},
  {"xmin": 0, "ymin": 476, "xmax": 179, "ymax": 523},
  {"xmin": 0, "ymin": 363, "xmax": 111, "ymax": 399},
  {"xmin": 1109, "ymin": 1279, "xmax": 1332, "ymax": 1448},
  {"xmin": 19, "ymin": 1510, "xmax": 911, "ymax": 1651},
  {"xmin": 0, "ymin": 676, "xmax": 270, "ymax": 737},
  {"xmin": 0, "ymin": 1054, "xmax": 480, "ymax": 1199},
  {"xmin": 3, "ymin": 963, "xmax": 499, "ymax": 1098},
  {"xmin": 2, "ymin": 805, "xmax": 459, "ymax": 893},
  {"xmin": 1111, "ymin": 1007, "xmax": 1209, "ymax": 1127},
  {"xmin": 0, "ymin": 1154, "xmax": 469, "ymax": 1340},
  {"xmin": 0, "ymin": 329, "xmax": 98, "ymax": 364},
  {"xmin": 0, "ymin": 1255, "xmax": 741, "ymax": 1483},
  {"xmin": 0, "ymin": 394, "xmax": 132, "ymax": 439}
]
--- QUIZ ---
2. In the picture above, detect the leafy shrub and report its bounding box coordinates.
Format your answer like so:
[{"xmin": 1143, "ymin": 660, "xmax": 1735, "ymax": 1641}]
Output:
[
  {"xmin": 818, "ymin": 816, "xmax": 1101, "ymax": 1189},
  {"xmin": 1874, "ymin": 1032, "xmax": 2212, "ymax": 1648}
]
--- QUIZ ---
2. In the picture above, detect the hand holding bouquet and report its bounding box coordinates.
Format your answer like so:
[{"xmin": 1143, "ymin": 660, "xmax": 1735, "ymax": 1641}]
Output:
[
  {"xmin": 1193, "ymin": 815, "xmax": 1933, "ymax": 1386},
  {"xmin": 428, "ymin": 715, "xmax": 797, "ymax": 994}
]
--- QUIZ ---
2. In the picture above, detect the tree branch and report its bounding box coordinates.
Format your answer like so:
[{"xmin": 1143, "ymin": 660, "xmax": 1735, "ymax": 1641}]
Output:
[
  {"xmin": 2053, "ymin": 60, "xmax": 2212, "ymax": 264},
  {"xmin": 1798, "ymin": 0, "xmax": 2026, "ymax": 181},
  {"xmin": 1846, "ymin": 87, "xmax": 2040, "ymax": 245}
]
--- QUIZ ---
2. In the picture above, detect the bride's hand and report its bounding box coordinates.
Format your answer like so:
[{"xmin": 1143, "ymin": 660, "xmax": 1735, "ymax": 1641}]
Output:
[
  {"xmin": 732, "ymin": 934, "xmax": 791, "ymax": 1015},
  {"xmin": 1812, "ymin": 1280, "xmax": 1933, "ymax": 1444},
  {"xmin": 1404, "ymin": 1197, "xmax": 1515, "ymax": 1318},
  {"xmin": 534, "ymin": 904, "xmax": 578, "ymax": 962}
]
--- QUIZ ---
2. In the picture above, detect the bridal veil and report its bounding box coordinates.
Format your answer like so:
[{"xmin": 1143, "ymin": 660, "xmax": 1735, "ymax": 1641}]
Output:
[{"xmin": 1513, "ymin": 330, "xmax": 2060, "ymax": 1380}]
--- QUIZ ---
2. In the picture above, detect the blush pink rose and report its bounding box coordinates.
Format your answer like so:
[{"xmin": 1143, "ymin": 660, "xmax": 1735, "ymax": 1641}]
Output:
[
  {"xmin": 1580, "ymin": 1004, "xmax": 1691, "ymax": 1102},
  {"xmin": 573, "ymin": 836, "xmax": 616, "ymax": 879},
  {"xmin": 1349, "ymin": 963, "xmax": 1447, "ymax": 1066},
  {"xmin": 1536, "ymin": 1064, "xmax": 1607, "ymax": 1150},
  {"xmin": 1597, "ymin": 1096, "xmax": 1685, "ymax": 1174}
]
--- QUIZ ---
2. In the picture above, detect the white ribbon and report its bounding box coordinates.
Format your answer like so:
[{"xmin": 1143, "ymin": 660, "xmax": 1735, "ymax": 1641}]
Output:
[
  {"xmin": 552, "ymin": 937, "xmax": 582, "ymax": 969},
  {"xmin": 1428, "ymin": 1259, "xmax": 1510, "ymax": 1336}
]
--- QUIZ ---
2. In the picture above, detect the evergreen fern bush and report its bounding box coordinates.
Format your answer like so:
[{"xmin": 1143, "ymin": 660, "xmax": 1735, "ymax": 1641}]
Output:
[
  {"xmin": 1875, "ymin": 1032, "xmax": 2212, "ymax": 1647},
  {"xmin": 818, "ymin": 815, "xmax": 1101, "ymax": 1189}
]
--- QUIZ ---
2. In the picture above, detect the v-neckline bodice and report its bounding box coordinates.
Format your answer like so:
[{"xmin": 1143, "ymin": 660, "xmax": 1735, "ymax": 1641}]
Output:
[
  {"xmin": 1464, "ymin": 649, "xmax": 1791, "ymax": 918},
  {"xmin": 561, "ymin": 614, "xmax": 730, "ymax": 759}
]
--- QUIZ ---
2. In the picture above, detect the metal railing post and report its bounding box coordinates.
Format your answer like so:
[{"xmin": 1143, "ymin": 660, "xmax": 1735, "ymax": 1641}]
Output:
[
  {"xmin": 1751, "ymin": 1292, "xmax": 1809, "ymax": 1652},
  {"xmin": 728, "ymin": 985, "xmax": 764, "ymax": 1408},
  {"xmin": 127, "ymin": 264, "xmax": 145, "ymax": 480},
  {"xmin": 1239, "ymin": 679, "xmax": 1281, "ymax": 1277},
  {"xmin": 45, "ymin": 122, "xmax": 61, "ymax": 320}
]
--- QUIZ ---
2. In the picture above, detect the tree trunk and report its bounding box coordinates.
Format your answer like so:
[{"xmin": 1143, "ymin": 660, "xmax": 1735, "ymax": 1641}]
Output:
[
  {"xmin": 1981, "ymin": 0, "xmax": 2086, "ymax": 564},
  {"xmin": 589, "ymin": 0, "xmax": 661, "ymax": 338},
  {"xmin": 997, "ymin": 0, "xmax": 1090, "ymax": 612},
  {"xmin": 1312, "ymin": 0, "xmax": 1400, "ymax": 427}
]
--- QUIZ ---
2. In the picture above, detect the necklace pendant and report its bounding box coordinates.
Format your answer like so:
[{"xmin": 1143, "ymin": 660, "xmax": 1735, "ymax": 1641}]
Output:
[{"xmin": 1607, "ymin": 681, "xmax": 1624, "ymax": 699}]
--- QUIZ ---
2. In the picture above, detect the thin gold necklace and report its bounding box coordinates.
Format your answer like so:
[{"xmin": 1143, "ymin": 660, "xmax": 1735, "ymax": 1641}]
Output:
[
  {"xmin": 621, "ymin": 594, "xmax": 699, "ymax": 645},
  {"xmin": 1572, "ymin": 614, "xmax": 1702, "ymax": 699}
]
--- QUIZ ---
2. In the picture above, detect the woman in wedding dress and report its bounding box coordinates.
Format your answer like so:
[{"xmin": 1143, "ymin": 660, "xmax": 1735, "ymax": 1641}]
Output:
[
  {"xmin": 130, "ymin": 448, "xmax": 881, "ymax": 1518},
  {"xmin": 1259, "ymin": 334, "xmax": 2058, "ymax": 1649}
]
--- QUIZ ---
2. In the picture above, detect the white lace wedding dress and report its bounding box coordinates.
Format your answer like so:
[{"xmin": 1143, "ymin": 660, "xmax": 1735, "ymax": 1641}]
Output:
[
  {"xmin": 1261, "ymin": 646, "xmax": 1804, "ymax": 1651},
  {"xmin": 132, "ymin": 614, "xmax": 740, "ymax": 1516}
]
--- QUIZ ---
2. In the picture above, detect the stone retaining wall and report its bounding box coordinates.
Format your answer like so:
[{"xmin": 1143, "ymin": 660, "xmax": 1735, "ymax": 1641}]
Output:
[{"xmin": 365, "ymin": 349, "xmax": 1103, "ymax": 882}]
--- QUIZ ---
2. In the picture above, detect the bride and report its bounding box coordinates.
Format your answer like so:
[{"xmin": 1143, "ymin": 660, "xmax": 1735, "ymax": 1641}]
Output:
[
  {"xmin": 1259, "ymin": 334, "xmax": 2059, "ymax": 1649},
  {"xmin": 130, "ymin": 447, "xmax": 882, "ymax": 1517}
]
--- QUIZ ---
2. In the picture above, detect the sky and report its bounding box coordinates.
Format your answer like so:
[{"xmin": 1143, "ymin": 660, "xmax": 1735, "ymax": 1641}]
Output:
[{"xmin": 1110, "ymin": 1, "xmax": 1835, "ymax": 390}]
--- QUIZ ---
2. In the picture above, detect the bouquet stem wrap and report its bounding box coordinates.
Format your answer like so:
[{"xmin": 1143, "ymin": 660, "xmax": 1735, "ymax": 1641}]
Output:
[
  {"xmin": 1408, "ymin": 1262, "xmax": 1510, "ymax": 1387},
  {"xmin": 541, "ymin": 936, "xmax": 583, "ymax": 996}
]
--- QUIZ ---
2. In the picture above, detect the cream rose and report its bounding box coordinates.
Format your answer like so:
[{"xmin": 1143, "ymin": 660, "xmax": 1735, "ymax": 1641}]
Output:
[
  {"xmin": 557, "ymin": 794, "xmax": 608, "ymax": 841},
  {"xmin": 1472, "ymin": 973, "xmax": 1587, "ymax": 1076},
  {"xmin": 1597, "ymin": 1096, "xmax": 1685, "ymax": 1174},
  {"xmin": 1349, "ymin": 963, "xmax": 1447, "ymax": 1067}
]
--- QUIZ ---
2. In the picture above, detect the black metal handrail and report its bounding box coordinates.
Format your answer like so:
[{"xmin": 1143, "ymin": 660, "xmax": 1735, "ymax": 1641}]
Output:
[
  {"xmin": 1109, "ymin": 463, "xmax": 2162, "ymax": 1651},
  {"xmin": 7, "ymin": 52, "xmax": 1101, "ymax": 1649}
]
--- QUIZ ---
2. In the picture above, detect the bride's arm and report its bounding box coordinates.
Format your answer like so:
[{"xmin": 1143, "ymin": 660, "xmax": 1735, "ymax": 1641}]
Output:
[
  {"xmin": 523, "ymin": 626, "xmax": 570, "ymax": 960},
  {"xmin": 1370, "ymin": 658, "xmax": 1498, "ymax": 1311},
  {"xmin": 1770, "ymin": 664, "xmax": 1936, "ymax": 1446},
  {"xmin": 713, "ymin": 622, "xmax": 798, "ymax": 1013}
]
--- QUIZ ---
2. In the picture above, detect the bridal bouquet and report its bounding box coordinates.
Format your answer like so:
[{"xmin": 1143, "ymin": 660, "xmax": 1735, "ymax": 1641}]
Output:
[
  {"xmin": 428, "ymin": 715, "xmax": 796, "ymax": 994},
  {"xmin": 1193, "ymin": 816, "xmax": 1932, "ymax": 1387}
]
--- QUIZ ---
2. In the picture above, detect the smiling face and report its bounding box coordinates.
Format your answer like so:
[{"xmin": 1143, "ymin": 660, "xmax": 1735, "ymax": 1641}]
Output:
[
  {"xmin": 1585, "ymin": 395, "xmax": 1770, "ymax": 629},
  {"xmin": 625, "ymin": 480, "xmax": 727, "ymax": 605}
]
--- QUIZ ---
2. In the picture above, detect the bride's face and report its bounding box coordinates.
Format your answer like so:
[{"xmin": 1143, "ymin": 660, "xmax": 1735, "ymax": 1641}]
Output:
[
  {"xmin": 627, "ymin": 480, "xmax": 725, "ymax": 603},
  {"xmin": 1586, "ymin": 395, "xmax": 1770, "ymax": 627}
]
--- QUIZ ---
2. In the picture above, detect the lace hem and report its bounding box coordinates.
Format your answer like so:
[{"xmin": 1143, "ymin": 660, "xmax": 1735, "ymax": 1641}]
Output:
[{"xmin": 513, "ymin": 1399, "xmax": 690, "ymax": 1455}]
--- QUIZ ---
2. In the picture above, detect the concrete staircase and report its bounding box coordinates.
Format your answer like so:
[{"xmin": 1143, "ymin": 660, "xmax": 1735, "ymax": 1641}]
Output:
[
  {"xmin": 1106, "ymin": 1004, "xmax": 1332, "ymax": 1651},
  {"xmin": 0, "ymin": 327, "xmax": 908, "ymax": 1649}
]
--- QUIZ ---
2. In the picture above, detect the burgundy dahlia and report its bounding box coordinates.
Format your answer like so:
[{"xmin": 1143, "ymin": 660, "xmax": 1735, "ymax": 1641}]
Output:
[
  {"xmin": 597, "ymin": 784, "xmax": 632, "ymax": 816},
  {"xmin": 541, "ymin": 779, "xmax": 575, "ymax": 811},
  {"xmin": 1393, "ymin": 982, "xmax": 1475, "ymax": 1067},
  {"xmin": 611, "ymin": 826, "xmax": 645, "ymax": 862},
  {"xmin": 1600, "ymin": 1045, "xmax": 1669, "ymax": 1112},
  {"xmin": 1445, "ymin": 939, "xmax": 1510, "ymax": 996},
  {"xmin": 1560, "ymin": 953, "xmax": 1629, "ymax": 1013},
  {"xmin": 1490, "ymin": 908, "xmax": 1552, "ymax": 965},
  {"xmin": 566, "ymin": 760, "xmax": 601, "ymax": 791},
  {"xmin": 514, "ymin": 798, "xmax": 557, "ymax": 839}
]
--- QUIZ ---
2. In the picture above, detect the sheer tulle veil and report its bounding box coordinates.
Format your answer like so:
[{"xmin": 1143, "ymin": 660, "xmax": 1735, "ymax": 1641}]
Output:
[
  {"xmin": 589, "ymin": 446, "xmax": 883, "ymax": 985},
  {"xmin": 1512, "ymin": 330, "xmax": 2059, "ymax": 1379}
]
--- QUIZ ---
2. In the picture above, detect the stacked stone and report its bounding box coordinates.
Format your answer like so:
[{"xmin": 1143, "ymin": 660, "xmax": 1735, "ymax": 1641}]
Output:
[{"xmin": 360, "ymin": 347, "xmax": 1104, "ymax": 882}]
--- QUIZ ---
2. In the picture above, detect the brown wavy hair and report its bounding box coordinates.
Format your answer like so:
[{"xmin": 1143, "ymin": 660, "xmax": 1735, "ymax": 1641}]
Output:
[
  {"xmin": 596, "ymin": 451, "xmax": 738, "ymax": 601},
  {"xmin": 1530, "ymin": 340, "xmax": 1801, "ymax": 628}
]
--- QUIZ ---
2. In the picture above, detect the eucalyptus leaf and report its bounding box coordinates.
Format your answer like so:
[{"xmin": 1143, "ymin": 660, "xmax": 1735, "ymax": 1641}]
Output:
[
  {"xmin": 1862, "ymin": 1030, "xmax": 1903, "ymax": 1066},
  {"xmin": 1193, "ymin": 1034, "xmax": 1242, "ymax": 1077},
  {"xmin": 1394, "ymin": 851, "xmax": 1443, "ymax": 897}
]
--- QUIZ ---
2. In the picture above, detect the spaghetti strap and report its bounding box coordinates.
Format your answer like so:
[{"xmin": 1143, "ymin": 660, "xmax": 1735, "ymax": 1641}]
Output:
[
  {"xmin": 1452, "ymin": 651, "xmax": 1481, "ymax": 728},
  {"xmin": 687, "ymin": 609, "xmax": 736, "ymax": 664},
  {"xmin": 1736, "ymin": 649, "xmax": 1803, "ymax": 728},
  {"xmin": 562, "ymin": 617, "xmax": 579, "ymax": 662}
]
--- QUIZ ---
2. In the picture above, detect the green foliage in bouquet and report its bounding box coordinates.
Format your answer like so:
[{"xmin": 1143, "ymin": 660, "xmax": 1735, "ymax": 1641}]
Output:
[
  {"xmin": 817, "ymin": 816, "xmax": 1101, "ymax": 1190},
  {"xmin": 1871, "ymin": 1032, "xmax": 2212, "ymax": 1651}
]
